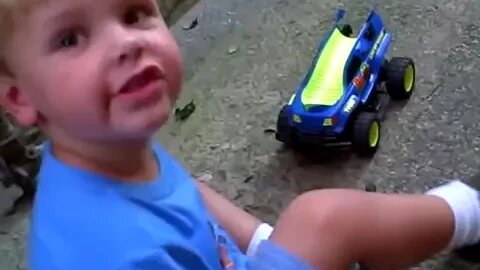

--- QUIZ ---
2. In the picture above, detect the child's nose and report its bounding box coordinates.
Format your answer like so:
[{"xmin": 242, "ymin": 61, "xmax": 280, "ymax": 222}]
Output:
[
  {"xmin": 108, "ymin": 24, "xmax": 145, "ymax": 65},
  {"xmin": 118, "ymin": 40, "xmax": 143, "ymax": 64}
]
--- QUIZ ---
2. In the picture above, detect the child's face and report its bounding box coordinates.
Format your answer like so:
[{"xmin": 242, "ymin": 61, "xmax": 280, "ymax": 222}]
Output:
[{"xmin": 4, "ymin": 0, "xmax": 182, "ymax": 143}]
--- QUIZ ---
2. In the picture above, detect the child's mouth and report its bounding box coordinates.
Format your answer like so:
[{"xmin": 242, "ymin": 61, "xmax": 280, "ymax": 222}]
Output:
[
  {"xmin": 119, "ymin": 66, "xmax": 162, "ymax": 94},
  {"xmin": 117, "ymin": 65, "xmax": 163, "ymax": 103}
]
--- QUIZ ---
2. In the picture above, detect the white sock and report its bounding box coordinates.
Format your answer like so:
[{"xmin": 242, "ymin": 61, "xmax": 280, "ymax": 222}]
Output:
[
  {"xmin": 246, "ymin": 223, "xmax": 274, "ymax": 257},
  {"xmin": 425, "ymin": 180, "xmax": 480, "ymax": 250}
]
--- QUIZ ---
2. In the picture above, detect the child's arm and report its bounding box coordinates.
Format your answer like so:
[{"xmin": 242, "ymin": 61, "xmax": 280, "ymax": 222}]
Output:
[{"xmin": 196, "ymin": 181, "xmax": 273, "ymax": 255}]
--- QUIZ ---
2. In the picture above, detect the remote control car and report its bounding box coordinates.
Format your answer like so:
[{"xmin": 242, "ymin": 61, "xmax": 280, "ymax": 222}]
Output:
[{"xmin": 275, "ymin": 8, "xmax": 415, "ymax": 156}]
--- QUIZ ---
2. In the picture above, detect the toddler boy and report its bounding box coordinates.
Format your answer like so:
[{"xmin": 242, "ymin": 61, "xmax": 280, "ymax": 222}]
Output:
[{"xmin": 0, "ymin": 0, "xmax": 479, "ymax": 269}]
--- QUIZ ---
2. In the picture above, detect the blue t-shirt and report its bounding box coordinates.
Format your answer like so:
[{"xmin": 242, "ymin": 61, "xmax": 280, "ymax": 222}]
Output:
[{"xmin": 28, "ymin": 142, "xmax": 247, "ymax": 270}]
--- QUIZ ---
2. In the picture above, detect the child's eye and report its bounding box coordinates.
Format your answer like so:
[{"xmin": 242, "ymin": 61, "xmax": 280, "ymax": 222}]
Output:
[
  {"xmin": 50, "ymin": 28, "xmax": 87, "ymax": 52},
  {"xmin": 59, "ymin": 32, "xmax": 79, "ymax": 48},
  {"xmin": 124, "ymin": 7, "xmax": 152, "ymax": 25},
  {"xmin": 53, "ymin": 29, "xmax": 86, "ymax": 51}
]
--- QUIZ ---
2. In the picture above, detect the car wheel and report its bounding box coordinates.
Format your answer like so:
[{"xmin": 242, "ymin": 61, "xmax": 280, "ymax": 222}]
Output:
[
  {"xmin": 385, "ymin": 57, "xmax": 415, "ymax": 100},
  {"xmin": 275, "ymin": 105, "xmax": 293, "ymax": 145},
  {"xmin": 351, "ymin": 112, "xmax": 380, "ymax": 156}
]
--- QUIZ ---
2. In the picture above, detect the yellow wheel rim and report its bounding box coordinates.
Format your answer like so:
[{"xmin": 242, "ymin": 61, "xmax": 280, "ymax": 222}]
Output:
[
  {"xmin": 368, "ymin": 121, "xmax": 379, "ymax": 147},
  {"xmin": 404, "ymin": 64, "xmax": 414, "ymax": 92}
]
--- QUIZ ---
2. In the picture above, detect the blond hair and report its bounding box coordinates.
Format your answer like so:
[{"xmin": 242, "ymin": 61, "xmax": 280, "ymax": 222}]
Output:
[{"xmin": 0, "ymin": 0, "xmax": 43, "ymax": 75}]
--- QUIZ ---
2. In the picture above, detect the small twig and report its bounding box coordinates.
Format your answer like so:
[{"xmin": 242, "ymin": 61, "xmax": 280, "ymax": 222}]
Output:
[{"xmin": 421, "ymin": 83, "xmax": 442, "ymax": 102}]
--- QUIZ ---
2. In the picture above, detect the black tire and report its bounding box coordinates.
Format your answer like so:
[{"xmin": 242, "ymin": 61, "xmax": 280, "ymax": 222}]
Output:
[
  {"xmin": 275, "ymin": 105, "xmax": 293, "ymax": 145},
  {"xmin": 385, "ymin": 57, "xmax": 415, "ymax": 100},
  {"xmin": 351, "ymin": 112, "xmax": 381, "ymax": 156}
]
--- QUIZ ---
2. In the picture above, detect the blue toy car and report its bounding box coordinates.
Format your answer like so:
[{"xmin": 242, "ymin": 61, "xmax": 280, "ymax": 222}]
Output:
[{"xmin": 275, "ymin": 8, "xmax": 416, "ymax": 156}]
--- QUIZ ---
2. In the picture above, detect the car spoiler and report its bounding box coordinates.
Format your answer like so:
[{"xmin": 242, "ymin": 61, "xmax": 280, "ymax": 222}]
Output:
[{"xmin": 334, "ymin": 6, "xmax": 398, "ymax": 43}]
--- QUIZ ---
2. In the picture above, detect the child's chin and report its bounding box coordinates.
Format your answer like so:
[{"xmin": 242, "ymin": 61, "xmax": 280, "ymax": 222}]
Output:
[{"xmin": 121, "ymin": 115, "xmax": 168, "ymax": 138}]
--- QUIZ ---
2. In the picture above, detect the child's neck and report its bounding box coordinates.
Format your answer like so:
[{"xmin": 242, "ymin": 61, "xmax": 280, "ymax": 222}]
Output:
[{"xmin": 52, "ymin": 139, "xmax": 159, "ymax": 182}]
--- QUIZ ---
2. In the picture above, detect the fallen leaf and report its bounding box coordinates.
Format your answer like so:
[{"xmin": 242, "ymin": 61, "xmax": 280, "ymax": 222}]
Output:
[
  {"xmin": 175, "ymin": 100, "xmax": 196, "ymax": 121},
  {"xmin": 183, "ymin": 17, "xmax": 198, "ymax": 30},
  {"xmin": 244, "ymin": 175, "xmax": 254, "ymax": 183}
]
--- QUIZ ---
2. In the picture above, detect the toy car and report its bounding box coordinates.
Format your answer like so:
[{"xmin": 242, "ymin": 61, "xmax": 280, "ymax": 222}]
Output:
[{"xmin": 275, "ymin": 8, "xmax": 415, "ymax": 156}]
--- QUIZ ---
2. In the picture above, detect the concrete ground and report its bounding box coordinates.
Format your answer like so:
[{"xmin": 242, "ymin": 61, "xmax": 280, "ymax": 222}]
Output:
[{"xmin": 1, "ymin": 0, "xmax": 480, "ymax": 269}]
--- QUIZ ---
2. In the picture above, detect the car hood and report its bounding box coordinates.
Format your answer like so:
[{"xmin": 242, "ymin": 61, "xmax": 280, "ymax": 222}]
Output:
[{"xmin": 301, "ymin": 28, "xmax": 357, "ymax": 109}]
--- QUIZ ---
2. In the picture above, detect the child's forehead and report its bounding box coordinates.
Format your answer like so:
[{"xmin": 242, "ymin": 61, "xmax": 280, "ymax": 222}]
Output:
[
  {"xmin": 0, "ymin": 0, "xmax": 48, "ymax": 16},
  {"xmin": 24, "ymin": 0, "xmax": 156, "ymax": 24},
  {"xmin": 28, "ymin": 0, "xmax": 104, "ymax": 17},
  {"xmin": 0, "ymin": 0, "xmax": 47, "ymax": 56},
  {"xmin": 1, "ymin": 0, "xmax": 71, "ymax": 31},
  {"xmin": 14, "ymin": 0, "xmax": 113, "ymax": 32}
]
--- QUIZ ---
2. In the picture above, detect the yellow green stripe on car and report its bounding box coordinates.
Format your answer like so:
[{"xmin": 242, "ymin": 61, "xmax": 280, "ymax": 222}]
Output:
[{"xmin": 301, "ymin": 28, "xmax": 357, "ymax": 108}]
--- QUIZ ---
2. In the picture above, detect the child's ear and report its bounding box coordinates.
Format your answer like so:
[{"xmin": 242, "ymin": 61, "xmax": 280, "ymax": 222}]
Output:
[{"xmin": 0, "ymin": 76, "xmax": 38, "ymax": 127}]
